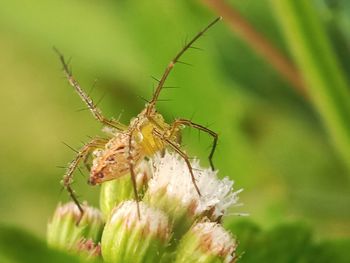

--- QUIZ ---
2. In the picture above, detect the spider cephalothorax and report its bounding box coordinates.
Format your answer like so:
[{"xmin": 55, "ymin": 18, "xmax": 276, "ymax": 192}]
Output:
[{"xmin": 88, "ymin": 109, "xmax": 179, "ymax": 186}]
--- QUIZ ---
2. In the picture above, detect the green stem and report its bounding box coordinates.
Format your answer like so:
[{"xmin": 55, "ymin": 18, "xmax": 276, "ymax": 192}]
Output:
[{"xmin": 270, "ymin": 0, "xmax": 350, "ymax": 171}]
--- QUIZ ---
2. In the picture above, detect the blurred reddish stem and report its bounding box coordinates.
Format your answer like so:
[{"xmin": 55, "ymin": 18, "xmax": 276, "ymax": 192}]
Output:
[{"xmin": 201, "ymin": 0, "xmax": 307, "ymax": 97}]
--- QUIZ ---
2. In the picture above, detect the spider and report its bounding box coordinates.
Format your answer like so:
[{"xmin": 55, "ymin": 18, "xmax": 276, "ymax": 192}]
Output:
[{"xmin": 56, "ymin": 17, "xmax": 221, "ymax": 217}]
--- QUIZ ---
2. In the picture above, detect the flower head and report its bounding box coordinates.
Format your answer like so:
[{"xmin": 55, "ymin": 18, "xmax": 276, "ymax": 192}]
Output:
[
  {"xmin": 146, "ymin": 151, "xmax": 242, "ymax": 221},
  {"xmin": 47, "ymin": 202, "xmax": 104, "ymax": 251},
  {"xmin": 175, "ymin": 221, "xmax": 238, "ymax": 263},
  {"xmin": 101, "ymin": 200, "xmax": 172, "ymax": 263},
  {"xmin": 100, "ymin": 159, "xmax": 152, "ymax": 218},
  {"xmin": 76, "ymin": 239, "xmax": 101, "ymax": 260}
]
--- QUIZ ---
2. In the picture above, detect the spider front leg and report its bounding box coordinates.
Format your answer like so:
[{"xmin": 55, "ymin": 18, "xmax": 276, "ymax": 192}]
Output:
[
  {"xmin": 127, "ymin": 130, "xmax": 141, "ymax": 219},
  {"xmin": 62, "ymin": 137, "xmax": 107, "ymax": 218},
  {"xmin": 83, "ymin": 151, "xmax": 93, "ymax": 172},
  {"xmin": 153, "ymin": 129, "xmax": 201, "ymax": 196},
  {"xmin": 170, "ymin": 119, "xmax": 218, "ymax": 170},
  {"xmin": 54, "ymin": 48, "xmax": 127, "ymax": 131},
  {"xmin": 145, "ymin": 17, "xmax": 222, "ymax": 115}
]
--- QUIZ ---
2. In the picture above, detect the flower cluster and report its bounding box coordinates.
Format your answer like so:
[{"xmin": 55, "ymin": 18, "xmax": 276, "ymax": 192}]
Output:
[{"xmin": 47, "ymin": 151, "xmax": 242, "ymax": 262}]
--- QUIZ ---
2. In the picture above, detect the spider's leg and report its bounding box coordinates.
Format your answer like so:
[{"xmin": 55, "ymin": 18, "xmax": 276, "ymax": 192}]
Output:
[
  {"xmin": 127, "ymin": 130, "xmax": 141, "ymax": 219},
  {"xmin": 62, "ymin": 137, "xmax": 107, "ymax": 222},
  {"xmin": 83, "ymin": 152, "xmax": 92, "ymax": 172},
  {"xmin": 170, "ymin": 118, "xmax": 218, "ymax": 170},
  {"xmin": 54, "ymin": 48, "xmax": 127, "ymax": 130},
  {"xmin": 146, "ymin": 17, "xmax": 222, "ymax": 114},
  {"xmin": 153, "ymin": 129, "xmax": 201, "ymax": 196}
]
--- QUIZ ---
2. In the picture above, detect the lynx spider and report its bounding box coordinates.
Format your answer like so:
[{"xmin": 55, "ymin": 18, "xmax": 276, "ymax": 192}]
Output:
[{"xmin": 56, "ymin": 17, "xmax": 221, "ymax": 218}]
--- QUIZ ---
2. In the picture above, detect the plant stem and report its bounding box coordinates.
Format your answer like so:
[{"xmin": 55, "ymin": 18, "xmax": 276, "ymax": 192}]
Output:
[
  {"xmin": 200, "ymin": 0, "xmax": 306, "ymax": 96},
  {"xmin": 270, "ymin": 0, "xmax": 350, "ymax": 171}
]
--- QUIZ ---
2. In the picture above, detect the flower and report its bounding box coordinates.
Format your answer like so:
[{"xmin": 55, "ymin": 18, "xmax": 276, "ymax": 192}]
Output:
[
  {"xmin": 101, "ymin": 200, "xmax": 172, "ymax": 263},
  {"xmin": 175, "ymin": 221, "xmax": 238, "ymax": 263},
  {"xmin": 100, "ymin": 159, "xmax": 151, "ymax": 218},
  {"xmin": 144, "ymin": 151, "xmax": 242, "ymax": 235},
  {"xmin": 76, "ymin": 238, "xmax": 101, "ymax": 260},
  {"xmin": 47, "ymin": 202, "xmax": 104, "ymax": 251}
]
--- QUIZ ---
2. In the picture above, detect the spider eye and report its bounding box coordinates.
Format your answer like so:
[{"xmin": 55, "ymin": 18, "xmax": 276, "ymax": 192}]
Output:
[
  {"xmin": 106, "ymin": 156, "xmax": 115, "ymax": 162},
  {"xmin": 88, "ymin": 177, "xmax": 96, "ymax": 185},
  {"xmin": 93, "ymin": 149, "xmax": 103, "ymax": 158},
  {"xmin": 116, "ymin": 145, "xmax": 125, "ymax": 151}
]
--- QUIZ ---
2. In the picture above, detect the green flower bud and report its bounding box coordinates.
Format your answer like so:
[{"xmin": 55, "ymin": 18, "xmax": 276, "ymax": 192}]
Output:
[
  {"xmin": 100, "ymin": 160, "xmax": 151, "ymax": 218},
  {"xmin": 47, "ymin": 202, "xmax": 104, "ymax": 251},
  {"xmin": 76, "ymin": 238, "xmax": 101, "ymax": 260},
  {"xmin": 101, "ymin": 200, "xmax": 172, "ymax": 263},
  {"xmin": 175, "ymin": 221, "xmax": 238, "ymax": 263}
]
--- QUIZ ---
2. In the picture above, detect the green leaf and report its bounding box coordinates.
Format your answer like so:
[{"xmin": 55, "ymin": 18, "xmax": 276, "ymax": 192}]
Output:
[
  {"xmin": 270, "ymin": 0, "xmax": 350, "ymax": 172},
  {"xmin": 307, "ymin": 239, "xmax": 350, "ymax": 263},
  {"xmin": 0, "ymin": 224, "xmax": 92, "ymax": 263},
  {"xmin": 228, "ymin": 220, "xmax": 350, "ymax": 263}
]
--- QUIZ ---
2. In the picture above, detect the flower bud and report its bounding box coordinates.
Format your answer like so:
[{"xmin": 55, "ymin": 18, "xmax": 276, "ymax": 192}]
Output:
[
  {"xmin": 101, "ymin": 200, "xmax": 171, "ymax": 263},
  {"xmin": 47, "ymin": 202, "xmax": 104, "ymax": 251},
  {"xmin": 76, "ymin": 238, "xmax": 101, "ymax": 260},
  {"xmin": 175, "ymin": 221, "xmax": 238, "ymax": 263},
  {"xmin": 100, "ymin": 160, "xmax": 151, "ymax": 218}
]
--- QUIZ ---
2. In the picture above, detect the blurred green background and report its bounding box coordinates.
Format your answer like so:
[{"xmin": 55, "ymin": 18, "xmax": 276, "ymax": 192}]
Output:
[{"xmin": 0, "ymin": 0, "xmax": 349, "ymax": 244}]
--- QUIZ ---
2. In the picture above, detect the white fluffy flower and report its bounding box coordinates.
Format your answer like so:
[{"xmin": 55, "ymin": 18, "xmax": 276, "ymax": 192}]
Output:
[{"xmin": 148, "ymin": 151, "xmax": 242, "ymax": 220}]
